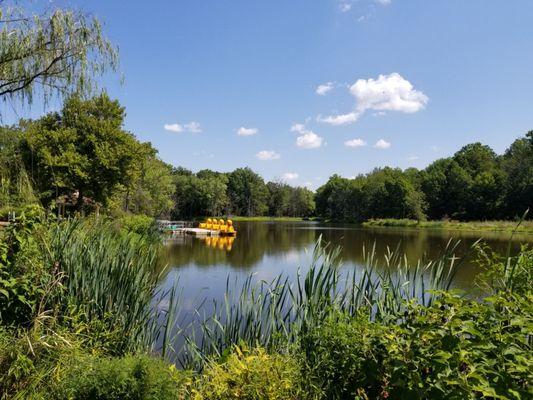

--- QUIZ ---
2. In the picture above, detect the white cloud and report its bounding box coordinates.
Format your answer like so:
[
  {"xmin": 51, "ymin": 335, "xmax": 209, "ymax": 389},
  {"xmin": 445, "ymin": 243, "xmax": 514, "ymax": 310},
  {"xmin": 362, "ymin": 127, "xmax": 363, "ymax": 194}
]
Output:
[
  {"xmin": 290, "ymin": 123, "xmax": 306, "ymax": 134},
  {"xmin": 375, "ymin": 0, "xmax": 391, "ymax": 5},
  {"xmin": 165, "ymin": 121, "xmax": 202, "ymax": 133},
  {"xmin": 316, "ymin": 82, "xmax": 335, "ymax": 96},
  {"xmin": 407, "ymin": 156, "xmax": 419, "ymax": 161},
  {"xmin": 375, "ymin": 139, "xmax": 391, "ymax": 149},
  {"xmin": 351, "ymin": 73, "xmax": 428, "ymax": 114},
  {"xmin": 256, "ymin": 150, "xmax": 280, "ymax": 161},
  {"xmin": 318, "ymin": 73, "xmax": 427, "ymax": 126},
  {"xmin": 185, "ymin": 121, "xmax": 202, "ymax": 133},
  {"xmin": 291, "ymin": 123, "xmax": 324, "ymax": 149},
  {"xmin": 296, "ymin": 132, "xmax": 323, "ymax": 149},
  {"xmin": 281, "ymin": 172, "xmax": 299, "ymax": 181},
  {"xmin": 318, "ymin": 112, "xmax": 359, "ymax": 126},
  {"xmin": 339, "ymin": 2, "xmax": 352, "ymax": 12},
  {"xmin": 345, "ymin": 138, "xmax": 367, "ymax": 148},
  {"xmin": 237, "ymin": 127, "xmax": 258, "ymax": 136},
  {"xmin": 164, "ymin": 123, "xmax": 183, "ymax": 133}
]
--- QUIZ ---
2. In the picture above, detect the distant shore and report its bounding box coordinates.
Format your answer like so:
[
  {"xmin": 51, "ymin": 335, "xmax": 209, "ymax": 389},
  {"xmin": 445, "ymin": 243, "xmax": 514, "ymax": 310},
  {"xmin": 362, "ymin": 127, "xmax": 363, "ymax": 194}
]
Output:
[
  {"xmin": 362, "ymin": 218, "xmax": 533, "ymax": 234},
  {"xmin": 230, "ymin": 216, "xmax": 308, "ymax": 222}
]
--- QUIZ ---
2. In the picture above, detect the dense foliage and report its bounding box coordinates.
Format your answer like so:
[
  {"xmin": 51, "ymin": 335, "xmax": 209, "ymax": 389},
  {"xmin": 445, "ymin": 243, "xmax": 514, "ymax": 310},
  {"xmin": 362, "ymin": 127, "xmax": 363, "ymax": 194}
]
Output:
[
  {"xmin": 171, "ymin": 167, "xmax": 315, "ymax": 218},
  {"xmin": 316, "ymin": 132, "xmax": 532, "ymax": 222}
]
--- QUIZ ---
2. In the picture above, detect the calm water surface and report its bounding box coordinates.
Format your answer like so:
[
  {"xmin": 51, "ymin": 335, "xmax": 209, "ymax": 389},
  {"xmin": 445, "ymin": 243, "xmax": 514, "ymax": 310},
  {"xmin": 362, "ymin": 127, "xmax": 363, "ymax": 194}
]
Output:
[{"xmin": 156, "ymin": 221, "xmax": 533, "ymax": 314}]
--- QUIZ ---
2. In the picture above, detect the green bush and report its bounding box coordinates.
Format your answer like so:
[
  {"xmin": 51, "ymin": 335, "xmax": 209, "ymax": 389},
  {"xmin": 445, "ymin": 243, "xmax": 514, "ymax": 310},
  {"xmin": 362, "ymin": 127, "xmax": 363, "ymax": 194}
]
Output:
[
  {"xmin": 56, "ymin": 354, "xmax": 191, "ymax": 400},
  {"xmin": 0, "ymin": 205, "xmax": 49, "ymax": 326},
  {"xmin": 116, "ymin": 214, "xmax": 157, "ymax": 236},
  {"xmin": 302, "ymin": 292, "xmax": 533, "ymax": 399},
  {"xmin": 194, "ymin": 345, "xmax": 305, "ymax": 400}
]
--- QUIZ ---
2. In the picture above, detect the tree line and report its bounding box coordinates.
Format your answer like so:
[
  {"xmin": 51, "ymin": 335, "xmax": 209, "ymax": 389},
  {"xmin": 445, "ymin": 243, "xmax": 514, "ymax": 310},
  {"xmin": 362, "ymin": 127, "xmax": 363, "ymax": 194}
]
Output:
[
  {"xmin": 0, "ymin": 94, "xmax": 315, "ymax": 219},
  {"xmin": 316, "ymin": 134, "xmax": 532, "ymax": 221},
  {"xmin": 0, "ymin": 93, "xmax": 530, "ymax": 222}
]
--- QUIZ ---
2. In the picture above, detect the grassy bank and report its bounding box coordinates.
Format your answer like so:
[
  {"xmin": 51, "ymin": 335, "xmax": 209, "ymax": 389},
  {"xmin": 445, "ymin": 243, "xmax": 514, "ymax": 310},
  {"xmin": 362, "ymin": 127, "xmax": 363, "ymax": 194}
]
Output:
[{"xmin": 363, "ymin": 218, "xmax": 533, "ymax": 234}]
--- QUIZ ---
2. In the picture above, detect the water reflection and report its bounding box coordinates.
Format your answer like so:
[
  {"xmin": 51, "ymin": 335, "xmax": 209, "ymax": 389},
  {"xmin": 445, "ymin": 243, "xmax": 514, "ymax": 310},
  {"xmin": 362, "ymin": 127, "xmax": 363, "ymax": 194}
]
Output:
[
  {"xmin": 155, "ymin": 222, "xmax": 532, "ymax": 362},
  {"xmin": 157, "ymin": 221, "xmax": 532, "ymax": 297}
]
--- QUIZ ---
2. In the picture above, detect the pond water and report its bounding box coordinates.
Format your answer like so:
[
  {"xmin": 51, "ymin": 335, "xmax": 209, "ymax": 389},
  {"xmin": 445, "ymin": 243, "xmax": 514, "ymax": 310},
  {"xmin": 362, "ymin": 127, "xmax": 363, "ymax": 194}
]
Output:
[{"xmin": 156, "ymin": 221, "xmax": 532, "ymax": 314}]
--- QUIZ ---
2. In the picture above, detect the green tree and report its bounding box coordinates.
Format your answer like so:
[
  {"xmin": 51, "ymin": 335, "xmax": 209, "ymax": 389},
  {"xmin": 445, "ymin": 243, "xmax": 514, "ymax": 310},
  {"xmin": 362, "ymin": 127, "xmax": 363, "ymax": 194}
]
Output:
[
  {"xmin": 421, "ymin": 158, "xmax": 471, "ymax": 220},
  {"xmin": 110, "ymin": 142, "xmax": 175, "ymax": 218},
  {"xmin": 0, "ymin": 125, "xmax": 36, "ymax": 212},
  {"xmin": 227, "ymin": 168, "xmax": 268, "ymax": 216},
  {"xmin": 267, "ymin": 181, "xmax": 291, "ymax": 217},
  {"xmin": 22, "ymin": 93, "xmax": 139, "ymax": 211},
  {"xmin": 501, "ymin": 131, "xmax": 533, "ymax": 219},
  {"xmin": 288, "ymin": 186, "xmax": 315, "ymax": 217},
  {"xmin": 0, "ymin": 3, "xmax": 117, "ymax": 109},
  {"xmin": 172, "ymin": 171, "xmax": 229, "ymax": 218},
  {"xmin": 452, "ymin": 143, "xmax": 504, "ymax": 219}
]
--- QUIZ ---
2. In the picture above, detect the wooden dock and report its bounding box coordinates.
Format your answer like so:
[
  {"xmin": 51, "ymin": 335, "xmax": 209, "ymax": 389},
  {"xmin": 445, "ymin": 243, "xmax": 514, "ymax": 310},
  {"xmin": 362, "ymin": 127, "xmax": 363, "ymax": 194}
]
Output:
[
  {"xmin": 157, "ymin": 220, "xmax": 236, "ymax": 237},
  {"xmin": 183, "ymin": 228, "xmax": 220, "ymax": 236}
]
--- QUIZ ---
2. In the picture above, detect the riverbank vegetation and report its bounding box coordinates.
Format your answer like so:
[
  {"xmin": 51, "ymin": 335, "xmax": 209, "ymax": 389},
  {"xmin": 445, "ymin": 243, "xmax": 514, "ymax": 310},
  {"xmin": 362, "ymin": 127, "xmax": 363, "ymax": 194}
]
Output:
[
  {"xmin": 363, "ymin": 218, "xmax": 533, "ymax": 233},
  {"xmin": 1, "ymin": 211, "xmax": 531, "ymax": 399}
]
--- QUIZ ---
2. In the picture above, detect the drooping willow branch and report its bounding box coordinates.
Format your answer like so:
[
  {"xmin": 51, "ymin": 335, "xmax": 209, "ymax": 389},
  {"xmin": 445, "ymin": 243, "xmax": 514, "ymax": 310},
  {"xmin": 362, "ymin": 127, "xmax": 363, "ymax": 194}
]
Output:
[{"xmin": 0, "ymin": 4, "xmax": 118, "ymax": 109}]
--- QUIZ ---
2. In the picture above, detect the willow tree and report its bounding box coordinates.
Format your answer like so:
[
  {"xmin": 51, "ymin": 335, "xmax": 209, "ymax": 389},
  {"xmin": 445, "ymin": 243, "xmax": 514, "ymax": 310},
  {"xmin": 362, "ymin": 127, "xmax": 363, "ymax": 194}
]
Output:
[{"xmin": 0, "ymin": 2, "xmax": 118, "ymax": 110}]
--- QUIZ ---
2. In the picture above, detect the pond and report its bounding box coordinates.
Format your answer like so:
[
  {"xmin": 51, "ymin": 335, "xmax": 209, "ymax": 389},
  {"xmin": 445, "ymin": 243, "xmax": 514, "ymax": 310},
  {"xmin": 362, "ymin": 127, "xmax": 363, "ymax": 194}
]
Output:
[{"xmin": 156, "ymin": 221, "xmax": 532, "ymax": 313}]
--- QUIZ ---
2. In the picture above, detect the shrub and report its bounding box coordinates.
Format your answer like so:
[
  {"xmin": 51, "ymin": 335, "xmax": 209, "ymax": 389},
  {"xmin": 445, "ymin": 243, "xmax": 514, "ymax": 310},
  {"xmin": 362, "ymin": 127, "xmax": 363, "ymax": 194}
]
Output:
[
  {"xmin": 0, "ymin": 205, "xmax": 49, "ymax": 326},
  {"xmin": 195, "ymin": 345, "xmax": 305, "ymax": 400},
  {"xmin": 302, "ymin": 292, "xmax": 533, "ymax": 399},
  {"xmin": 116, "ymin": 214, "xmax": 157, "ymax": 236},
  {"xmin": 56, "ymin": 354, "xmax": 191, "ymax": 400}
]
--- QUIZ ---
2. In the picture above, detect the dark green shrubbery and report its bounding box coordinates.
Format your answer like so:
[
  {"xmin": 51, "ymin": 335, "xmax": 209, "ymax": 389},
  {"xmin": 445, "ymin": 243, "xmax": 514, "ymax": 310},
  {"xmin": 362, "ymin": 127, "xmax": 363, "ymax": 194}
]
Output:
[
  {"xmin": 56, "ymin": 354, "xmax": 190, "ymax": 400},
  {"xmin": 302, "ymin": 292, "xmax": 533, "ymax": 399},
  {"xmin": 115, "ymin": 214, "xmax": 157, "ymax": 237}
]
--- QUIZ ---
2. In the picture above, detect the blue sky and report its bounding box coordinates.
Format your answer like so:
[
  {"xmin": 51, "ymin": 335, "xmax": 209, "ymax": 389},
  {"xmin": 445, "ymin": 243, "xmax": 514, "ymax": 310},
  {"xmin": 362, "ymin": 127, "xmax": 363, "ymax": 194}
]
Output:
[{"xmin": 6, "ymin": 0, "xmax": 533, "ymax": 188}]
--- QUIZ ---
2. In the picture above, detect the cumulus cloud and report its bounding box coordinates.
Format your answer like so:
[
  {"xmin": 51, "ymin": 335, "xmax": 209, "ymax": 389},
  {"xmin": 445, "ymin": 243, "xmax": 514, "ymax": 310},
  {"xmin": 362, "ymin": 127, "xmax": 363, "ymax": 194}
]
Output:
[
  {"xmin": 316, "ymin": 82, "xmax": 335, "ymax": 96},
  {"xmin": 375, "ymin": 139, "xmax": 391, "ymax": 149},
  {"xmin": 350, "ymin": 73, "xmax": 428, "ymax": 114},
  {"xmin": 317, "ymin": 112, "xmax": 359, "ymax": 126},
  {"xmin": 256, "ymin": 150, "xmax": 280, "ymax": 161},
  {"xmin": 281, "ymin": 172, "xmax": 299, "ymax": 181},
  {"xmin": 345, "ymin": 138, "xmax": 367, "ymax": 148},
  {"xmin": 319, "ymin": 73, "xmax": 427, "ymax": 126},
  {"xmin": 164, "ymin": 123, "xmax": 183, "ymax": 133},
  {"xmin": 291, "ymin": 123, "xmax": 324, "ymax": 149},
  {"xmin": 237, "ymin": 127, "xmax": 258, "ymax": 136},
  {"xmin": 165, "ymin": 121, "xmax": 202, "ymax": 133}
]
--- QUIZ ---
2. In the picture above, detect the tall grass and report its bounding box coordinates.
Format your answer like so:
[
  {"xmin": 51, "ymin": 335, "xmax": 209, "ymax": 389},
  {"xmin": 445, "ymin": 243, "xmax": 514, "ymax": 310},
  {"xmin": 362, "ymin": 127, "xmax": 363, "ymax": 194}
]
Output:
[
  {"xmin": 177, "ymin": 237, "xmax": 468, "ymax": 369},
  {"xmin": 43, "ymin": 219, "xmax": 166, "ymax": 354}
]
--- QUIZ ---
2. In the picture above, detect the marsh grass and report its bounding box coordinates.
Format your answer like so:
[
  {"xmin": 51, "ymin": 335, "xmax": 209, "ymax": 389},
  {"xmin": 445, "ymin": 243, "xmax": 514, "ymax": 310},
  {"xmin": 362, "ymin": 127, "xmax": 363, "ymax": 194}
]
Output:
[
  {"xmin": 176, "ymin": 237, "xmax": 471, "ymax": 369},
  {"xmin": 42, "ymin": 219, "xmax": 173, "ymax": 355}
]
